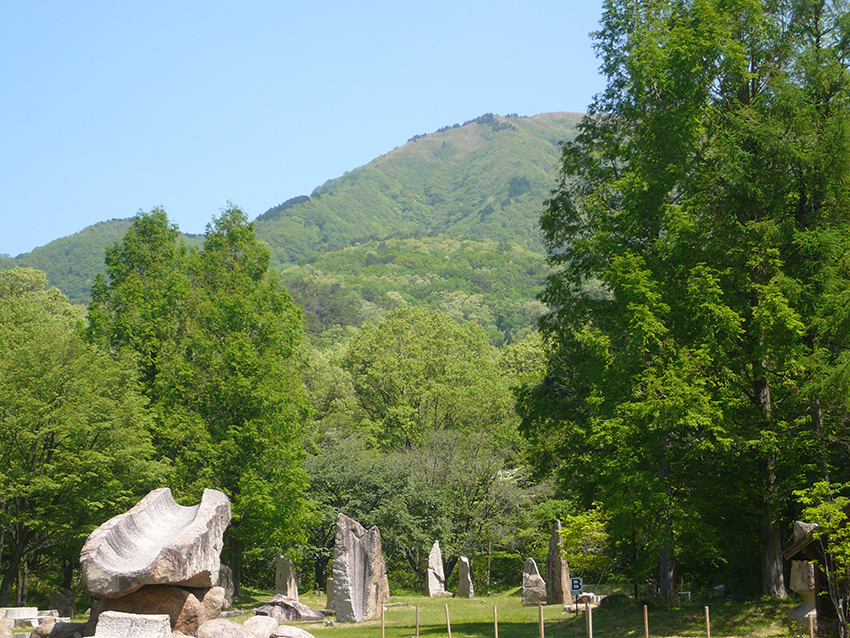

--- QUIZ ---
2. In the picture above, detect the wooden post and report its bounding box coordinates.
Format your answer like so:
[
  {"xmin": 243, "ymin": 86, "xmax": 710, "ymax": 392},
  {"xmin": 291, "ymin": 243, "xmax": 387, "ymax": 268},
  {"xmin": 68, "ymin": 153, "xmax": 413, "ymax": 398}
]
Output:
[
  {"xmin": 586, "ymin": 602, "xmax": 593, "ymax": 638},
  {"xmin": 446, "ymin": 603, "xmax": 452, "ymax": 638},
  {"xmin": 494, "ymin": 604, "xmax": 499, "ymax": 638},
  {"xmin": 381, "ymin": 605, "xmax": 385, "ymax": 638},
  {"xmin": 809, "ymin": 614, "xmax": 815, "ymax": 638},
  {"xmin": 416, "ymin": 605, "xmax": 420, "ymax": 638},
  {"xmin": 538, "ymin": 603, "xmax": 544, "ymax": 638},
  {"xmin": 644, "ymin": 604, "xmax": 649, "ymax": 638},
  {"xmin": 704, "ymin": 606, "xmax": 710, "ymax": 638}
]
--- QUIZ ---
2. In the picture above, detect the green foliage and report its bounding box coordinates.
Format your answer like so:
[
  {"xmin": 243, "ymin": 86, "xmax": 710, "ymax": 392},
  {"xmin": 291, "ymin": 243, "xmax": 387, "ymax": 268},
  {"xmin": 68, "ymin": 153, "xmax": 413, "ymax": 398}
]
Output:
[
  {"xmin": 86, "ymin": 207, "xmax": 311, "ymax": 586},
  {"xmin": 281, "ymin": 234, "xmax": 549, "ymax": 346},
  {"xmin": 343, "ymin": 305, "xmax": 516, "ymax": 449},
  {"xmin": 523, "ymin": 0, "xmax": 850, "ymax": 602},
  {"xmin": 0, "ymin": 268, "xmax": 164, "ymax": 605},
  {"xmin": 796, "ymin": 481, "xmax": 850, "ymax": 637}
]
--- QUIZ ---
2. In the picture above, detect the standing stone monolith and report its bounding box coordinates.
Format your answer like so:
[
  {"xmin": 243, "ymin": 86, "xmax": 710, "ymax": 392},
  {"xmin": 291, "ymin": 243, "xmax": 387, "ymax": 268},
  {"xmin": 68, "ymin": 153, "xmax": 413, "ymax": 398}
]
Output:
[
  {"xmin": 427, "ymin": 541, "xmax": 446, "ymax": 597},
  {"xmin": 788, "ymin": 520, "xmax": 818, "ymax": 629},
  {"xmin": 458, "ymin": 556, "xmax": 474, "ymax": 599},
  {"xmin": 522, "ymin": 558, "xmax": 547, "ymax": 605},
  {"xmin": 275, "ymin": 555, "xmax": 299, "ymax": 601},
  {"xmin": 332, "ymin": 513, "xmax": 390, "ymax": 622},
  {"xmin": 545, "ymin": 519, "xmax": 571, "ymax": 605}
]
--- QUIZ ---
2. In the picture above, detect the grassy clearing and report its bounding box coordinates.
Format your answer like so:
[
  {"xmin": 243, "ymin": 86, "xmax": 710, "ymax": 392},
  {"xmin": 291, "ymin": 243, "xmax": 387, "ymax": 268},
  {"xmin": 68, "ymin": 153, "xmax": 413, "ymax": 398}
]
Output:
[{"xmin": 237, "ymin": 589, "xmax": 798, "ymax": 638}]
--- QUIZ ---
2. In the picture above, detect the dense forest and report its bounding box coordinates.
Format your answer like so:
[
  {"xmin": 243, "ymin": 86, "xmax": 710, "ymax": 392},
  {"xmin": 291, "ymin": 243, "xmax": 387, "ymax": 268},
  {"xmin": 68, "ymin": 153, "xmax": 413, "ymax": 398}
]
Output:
[{"xmin": 4, "ymin": 1, "xmax": 850, "ymax": 633}]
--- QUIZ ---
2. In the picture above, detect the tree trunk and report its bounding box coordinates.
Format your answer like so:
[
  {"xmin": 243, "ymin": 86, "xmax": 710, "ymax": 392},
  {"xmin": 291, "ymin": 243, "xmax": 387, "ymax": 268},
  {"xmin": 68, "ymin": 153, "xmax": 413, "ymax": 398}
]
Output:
[
  {"xmin": 659, "ymin": 520, "xmax": 677, "ymax": 604},
  {"xmin": 0, "ymin": 542, "xmax": 23, "ymax": 607}
]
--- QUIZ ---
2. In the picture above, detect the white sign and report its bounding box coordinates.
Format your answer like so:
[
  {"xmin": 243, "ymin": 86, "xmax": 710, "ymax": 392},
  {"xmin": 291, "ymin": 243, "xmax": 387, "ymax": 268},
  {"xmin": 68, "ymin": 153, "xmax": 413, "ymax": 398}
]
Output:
[{"xmin": 570, "ymin": 577, "xmax": 583, "ymax": 595}]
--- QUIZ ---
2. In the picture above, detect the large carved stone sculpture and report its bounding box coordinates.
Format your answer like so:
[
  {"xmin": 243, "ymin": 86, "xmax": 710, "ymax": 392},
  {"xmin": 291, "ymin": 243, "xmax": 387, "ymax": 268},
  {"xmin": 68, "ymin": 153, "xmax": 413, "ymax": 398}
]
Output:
[
  {"xmin": 458, "ymin": 556, "xmax": 474, "ymax": 599},
  {"xmin": 427, "ymin": 541, "xmax": 446, "ymax": 597},
  {"xmin": 332, "ymin": 513, "xmax": 390, "ymax": 622},
  {"xmin": 522, "ymin": 558, "xmax": 547, "ymax": 605},
  {"xmin": 81, "ymin": 488, "xmax": 232, "ymax": 599},
  {"xmin": 275, "ymin": 555, "xmax": 299, "ymax": 601},
  {"xmin": 92, "ymin": 611, "xmax": 171, "ymax": 638},
  {"xmin": 545, "ymin": 519, "xmax": 571, "ymax": 605}
]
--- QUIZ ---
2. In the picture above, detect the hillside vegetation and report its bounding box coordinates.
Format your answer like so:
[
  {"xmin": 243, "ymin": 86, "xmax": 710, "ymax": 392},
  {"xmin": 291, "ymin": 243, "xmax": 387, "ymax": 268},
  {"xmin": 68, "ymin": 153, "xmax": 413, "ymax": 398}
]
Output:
[
  {"xmin": 256, "ymin": 112, "xmax": 581, "ymax": 266},
  {"xmin": 0, "ymin": 113, "xmax": 578, "ymax": 313}
]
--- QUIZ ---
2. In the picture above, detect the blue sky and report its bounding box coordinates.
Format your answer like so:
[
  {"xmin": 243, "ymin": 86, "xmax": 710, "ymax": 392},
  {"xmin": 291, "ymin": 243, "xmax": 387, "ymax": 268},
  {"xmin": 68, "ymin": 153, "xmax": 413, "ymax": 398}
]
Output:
[{"xmin": 0, "ymin": 1, "xmax": 605, "ymax": 257}]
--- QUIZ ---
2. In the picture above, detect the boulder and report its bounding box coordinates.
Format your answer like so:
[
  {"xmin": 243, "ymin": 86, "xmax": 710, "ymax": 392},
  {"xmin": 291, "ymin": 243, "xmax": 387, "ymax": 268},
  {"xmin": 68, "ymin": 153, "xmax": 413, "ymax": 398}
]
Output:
[
  {"xmin": 81, "ymin": 488, "xmax": 231, "ymax": 599},
  {"xmin": 92, "ymin": 610, "xmax": 170, "ymax": 638},
  {"xmin": 197, "ymin": 618, "xmax": 253, "ymax": 638},
  {"xmin": 545, "ymin": 520, "xmax": 571, "ymax": 605},
  {"xmin": 272, "ymin": 626, "xmax": 317, "ymax": 638},
  {"xmin": 243, "ymin": 615, "xmax": 279, "ymax": 638},
  {"xmin": 332, "ymin": 513, "xmax": 390, "ymax": 622},
  {"xmin": 0, "ymin": 618, "xmax": 10, "ymax": 638},
  {"xmin": 49, "ymin": 588, "xmax": 76, "ymax": 619},
  {"xmin": 426, "ymin": 541, "xmax": 445, "ymax": 597},
  {"xmin": 458, "ymin": 556, "xmax": 474, "ymax": 599},
  {"xmin": 255, "ymin": 595, "xmax": 324, "ymax": 623},
  {"xmin": 274, "ymin": 556, "xmax": 298, "ymax": 601},
  {"xmin": 29, "ymin": 621, "xmax": 86, "ymax": 638},
  {"xmin": 88, "ymin": 585, "xmax": 225, "ymax": 635},
  {"xmin": 522, "ymin": 558, "xmax": 547, "ymax": 605}
]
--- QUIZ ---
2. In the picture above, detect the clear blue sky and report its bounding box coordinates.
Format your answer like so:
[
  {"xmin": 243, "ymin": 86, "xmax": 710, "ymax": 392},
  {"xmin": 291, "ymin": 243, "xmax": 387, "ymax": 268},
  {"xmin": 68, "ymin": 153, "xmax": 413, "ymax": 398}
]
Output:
[{"xmin": 0, "ymin": 1, "xmax": 605, "ymax": 257}]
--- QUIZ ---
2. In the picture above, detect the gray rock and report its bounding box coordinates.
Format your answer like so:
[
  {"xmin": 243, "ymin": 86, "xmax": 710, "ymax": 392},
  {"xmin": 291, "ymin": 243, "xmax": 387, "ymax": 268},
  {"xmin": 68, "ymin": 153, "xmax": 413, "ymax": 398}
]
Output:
[
  {"xmin": 87, "ymin": 584, "xmax": 225, "ymax": 635},
  {"xmin": 81, "ymin": 488, "xmax": 232, "ymax": 599},
  {"xmin": 197, "ymin": 618, "xmax": 253, "ymax": 638},
  {"xmin": 545, "ymin": 520, "xmax": 571, "ymax": 605},
  {"xmin": 274, "ymin": 556, "xmax": 298, "ymax": 601},
  {"xmin": 48, "ymin": 589, "xmax": 76, "ymax": 619},
  {"xmin": 325, "ymin": 577, "xmax": 333, "ymax": 612},
  {"xmin": 272, "ymin": 626, "xmax": 317, "ymax": 638},
  {"xmin": 219, "ymin": 565, "xmax": 235, "ymax": 610},
  {"xmin": 92, "ymin": 611, "xmax": 170, "ymax": 638},
  {"xmin": 426, "ymin": 541, "xmax": 445, "ymax": 597},
  {"xmin": 332, "ymin": 513, "xmax": 390, "ymax": 622},
  {"xmin": 458, "ymin": 556, "xmax": 474, "ymax": 599},
  {"xmin": 254, "ymin": 595, "xmax": 324, "ymax": 622},
  {"xmin": 522, "ymin": 558, "xmax": 547, "ymax": 605},
  {"xmin": 243, "ymin": 615, "xmax": 279, "ymax": 638},
  {"xmin": 28, "ymin": 621, "xmax": 85, "ymax": 638}
]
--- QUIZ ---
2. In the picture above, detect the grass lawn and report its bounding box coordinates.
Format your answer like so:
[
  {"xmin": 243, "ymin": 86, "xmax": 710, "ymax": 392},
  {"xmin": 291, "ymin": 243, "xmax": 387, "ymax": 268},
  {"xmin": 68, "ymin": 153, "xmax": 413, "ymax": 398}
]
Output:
[{"xmin": 233, "ymin": 588, "xmax": 799, "ymax": 638}]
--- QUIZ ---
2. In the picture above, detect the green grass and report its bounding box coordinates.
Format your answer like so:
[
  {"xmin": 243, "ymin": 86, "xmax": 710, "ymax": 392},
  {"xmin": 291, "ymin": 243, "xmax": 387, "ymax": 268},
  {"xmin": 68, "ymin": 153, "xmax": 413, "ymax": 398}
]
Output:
[{"xmin": 237, "ymin": 589, "xmax": 798, "ymax": 638}]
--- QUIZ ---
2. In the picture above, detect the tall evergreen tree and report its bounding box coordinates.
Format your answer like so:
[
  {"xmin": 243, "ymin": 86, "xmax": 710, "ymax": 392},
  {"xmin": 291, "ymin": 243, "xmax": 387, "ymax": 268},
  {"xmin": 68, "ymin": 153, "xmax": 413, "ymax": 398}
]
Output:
[
  {"xmin": 522, "ymin": 0, "xmax": 850, "ymax": 600},
  {"xmin": 88, "ymin": 206, "xmax": 310, "ymax": 587}
]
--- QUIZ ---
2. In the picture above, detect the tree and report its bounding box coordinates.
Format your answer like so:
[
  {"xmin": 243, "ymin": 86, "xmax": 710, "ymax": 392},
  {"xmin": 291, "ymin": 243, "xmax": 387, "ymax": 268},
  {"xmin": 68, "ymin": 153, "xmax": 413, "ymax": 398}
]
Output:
[
  {"xmin": 87, "ymin": 206, "xmax": 311, "ymax": 588},
  {"xmin": 343, "ymin": 305, "xmax": 516, "ymax": 449},
  {"xmin": 523, "ymin": 0, "xmax": 850, "ymax": 601},
  {"xmin": 0, "ymin": 268, "xmax": 162, "ymax": 605}
]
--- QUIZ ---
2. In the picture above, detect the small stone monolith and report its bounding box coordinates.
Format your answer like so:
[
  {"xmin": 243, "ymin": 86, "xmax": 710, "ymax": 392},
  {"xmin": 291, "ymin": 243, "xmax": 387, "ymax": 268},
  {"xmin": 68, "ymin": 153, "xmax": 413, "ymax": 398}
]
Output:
[
  {"xmin": 458, "ymin": 556, "xmax": 474, "ymax": 599},
  {"xmin": 427, "ymin": 541, "xmax": 446, "ymax": 597},
  {"xmin": 545, "ymin": 519, "xmax": 571, "ymax": 605},
  {"xmin": 522, "ymin": 558, "xmax": 547, "ymax": 605}
]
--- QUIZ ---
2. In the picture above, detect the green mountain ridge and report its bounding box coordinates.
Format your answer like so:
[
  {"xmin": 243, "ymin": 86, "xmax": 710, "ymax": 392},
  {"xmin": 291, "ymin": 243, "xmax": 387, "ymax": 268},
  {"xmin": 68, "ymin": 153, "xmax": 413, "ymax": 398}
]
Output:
[
  {"xmin": 256, "ymin": 112, "xmax": 581, "ymax": 267},
  {"xmin": 0, "ymin": 112, "xmax": 581, "ymax": 316}
]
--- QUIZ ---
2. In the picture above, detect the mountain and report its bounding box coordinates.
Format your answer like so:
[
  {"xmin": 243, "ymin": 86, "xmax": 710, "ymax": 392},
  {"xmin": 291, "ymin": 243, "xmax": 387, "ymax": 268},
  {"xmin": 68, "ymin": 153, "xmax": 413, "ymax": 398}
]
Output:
[
  {"xmin": 0, "ymin": 112, "xmax": 581, "ymax": 321},
  {"xmin": 255, "ymin": 112, "xmax": 581, "ymax": 268}
]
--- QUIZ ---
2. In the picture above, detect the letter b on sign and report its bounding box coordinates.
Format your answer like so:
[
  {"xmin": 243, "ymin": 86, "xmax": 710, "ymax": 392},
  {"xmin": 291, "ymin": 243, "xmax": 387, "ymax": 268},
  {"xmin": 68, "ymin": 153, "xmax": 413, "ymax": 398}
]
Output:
[{"xmin": 570, "ymin": 577, "xmax": 583, "ymax": 596}]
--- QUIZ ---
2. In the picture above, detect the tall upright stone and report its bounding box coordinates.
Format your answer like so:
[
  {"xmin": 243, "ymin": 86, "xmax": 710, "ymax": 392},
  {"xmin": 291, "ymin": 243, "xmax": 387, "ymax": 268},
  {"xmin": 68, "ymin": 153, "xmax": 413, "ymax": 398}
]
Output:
[
  {"xmin": 545, "ymin": 519, "xmax": 571, "ymax": 605},
  {"xmin": 427, "ymin": 541, "xmax": 446, "ymax": 597},
  {"xmin": 458, "ymin": 556, "xmax": 474, "ymax": 599},
  {"xmin": 332, "ymin": 513, "xmax": 390, "ymax": 622},
  {"xmin": 275, "ymin": 555, "xmax": 299, "ymax": 601},
  {"xmin": 522, "ymin": 558, "xmax": 547, "ymax": 605}
]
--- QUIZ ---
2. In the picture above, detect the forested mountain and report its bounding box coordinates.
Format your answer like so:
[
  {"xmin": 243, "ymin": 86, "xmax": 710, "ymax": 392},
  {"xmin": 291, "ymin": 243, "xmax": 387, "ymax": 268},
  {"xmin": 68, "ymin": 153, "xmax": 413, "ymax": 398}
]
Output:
[
  {"xmin": 256, "ymin": 112, "xmax": 582, "ymax": 266},
  {"xmin": 0, "ymin": 112, "xmax": 579, "ymax": 309}
]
